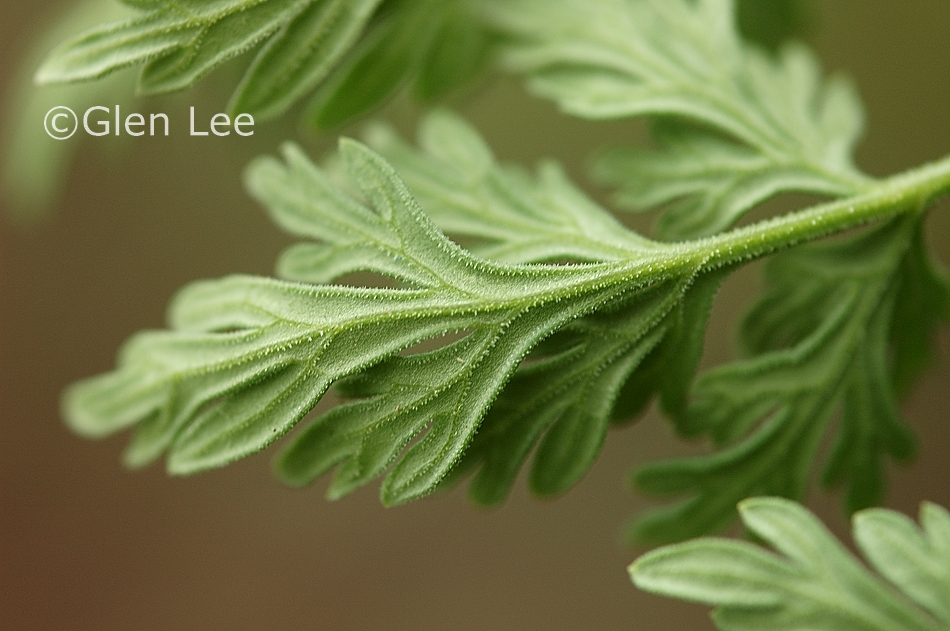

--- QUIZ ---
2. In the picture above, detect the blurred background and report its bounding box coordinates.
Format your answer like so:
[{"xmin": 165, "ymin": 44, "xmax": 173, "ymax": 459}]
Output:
[{"xmin": 1, "ymin": 1, "xmax": 949, "ymax": 629}]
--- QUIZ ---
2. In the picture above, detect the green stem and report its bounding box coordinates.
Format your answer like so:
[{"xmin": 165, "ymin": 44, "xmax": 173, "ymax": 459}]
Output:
[
  {"xmin": 534, "ymin": 154, "xmax": 950, "ymax": 302},
  {"xmin": 695, "ymin": 152, "xmax": 950, "ymax": 269}
]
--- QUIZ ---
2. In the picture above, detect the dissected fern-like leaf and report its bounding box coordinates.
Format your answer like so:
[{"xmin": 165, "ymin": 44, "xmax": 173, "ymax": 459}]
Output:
[
  {"xmin": 492, "ymin": 0, "xmax": 870, "ymax": 239},
  {"xmin": 594, "ymin": 118, "xmax": 862, "ymax": 239},
  {"xmin": 631, "ymin": 497, "xmax": 950, "ymax": 631},
  {"xmin": 284, "ymin": 112, "xmax": 727, "ymax": 504},
  {"xmin": 361, "ymin": 110, "xmax": 658, "ymax": 264},
  {"xmin": 482, "ymin": 0, "xmax": 948, "ymax": 543},
  {"xmin": 61, "ymin": 101, "xmax": 950, "ymax": 510},
  {"xmin": 51, "ymin": 0, "xmax": 950, "ymax": 528},
  {"xmin": 37, "ymin": 0, "xmax": 315, "ymax": 92},
  {"xmin": 258, "ymin": 125, "xmax": 725, "ymax": 504},
  {"xmin": 65, "ymin": 136, "xmax": 715, "ymax": 505},
  {"xmin": 35, "ymin": 0, "xmax": 494, "ymax": 125},
  {"xmin": 305, "ymin": 0, "xmax": 493, "ymax": 128},
  {"xmin": 631, "ymin": 217, "xmax": 949, "ymax": 544},
  {"xmin": 457, "ymin": 282, "xmax": 680, "ymax": 504}
]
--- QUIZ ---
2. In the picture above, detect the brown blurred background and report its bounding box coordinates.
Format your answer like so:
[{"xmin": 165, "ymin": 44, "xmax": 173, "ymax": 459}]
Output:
[{"xmin": 1, "ymin": 2, "xmax": 949, "ymax": 630}]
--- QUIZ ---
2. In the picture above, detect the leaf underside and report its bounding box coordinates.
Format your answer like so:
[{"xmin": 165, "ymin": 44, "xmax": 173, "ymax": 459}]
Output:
[{"xmin": 64, "ymin": 133, "xmax": 715, "ymax": 506}]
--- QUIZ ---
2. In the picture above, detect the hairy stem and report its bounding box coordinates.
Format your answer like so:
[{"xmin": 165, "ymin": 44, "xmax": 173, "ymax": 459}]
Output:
[
  {"xmin": 509, "ymin": 153, "xmax": 950, "ymax": 307},
  {"xmin": 701, "ymin": 153, "xmax": 950, "ymax": 267}
]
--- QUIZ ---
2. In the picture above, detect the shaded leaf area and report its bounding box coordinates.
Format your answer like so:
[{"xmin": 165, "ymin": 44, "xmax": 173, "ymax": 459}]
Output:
[
  {"xmin": 630, "ymin": 218, "xmax": 950, "ymax": 544},
  {"xmin": 491, "ymin": 0, "xmax": 869, "ymax": 239},
  {"xmin": 736, "ymin": 0, "xmax": 813, "ymax": 52},
  {"xmin": 449, "ymin": 271, "xmax": 724, "ymax": 505},
  {"xmin": 64, "ymin": 137, "xmax": 711, "ymax": 506},
  {"xmin": 307, "ymin": 0, "xmax": 495, "ymax": 129},
  {"xmin": 631, "ymin": 497, "xmax": 950, "ymax": 631},
  {"xmin": 35, "ymin": 0, "xmax": 494, "ymax": 124}
]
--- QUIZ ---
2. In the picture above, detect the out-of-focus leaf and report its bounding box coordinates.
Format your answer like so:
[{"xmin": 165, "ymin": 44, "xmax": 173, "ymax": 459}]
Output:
[
  {"xmin": 1, "ymin": 0, "xmax": 137, "ymax": 221},
  {"xmin": 631, "ymin": 498, "xmax": 950, "ymax": 631}
]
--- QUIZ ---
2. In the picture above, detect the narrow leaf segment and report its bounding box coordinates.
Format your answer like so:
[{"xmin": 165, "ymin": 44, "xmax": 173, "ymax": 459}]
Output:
[
  {"xmin": 631, "ymin": 217, "xmax": 949, "ymax": 544},
  {"xmin": 492, "ymin": 0, "xmax": 870, "ymax": 239},
  {"xmin": 631, "ymin": 497, "xmax": 950, "ymax": 631},
  {"xmin": 35, "ymin": 0, "xmax": 494, "ymax": 124}
]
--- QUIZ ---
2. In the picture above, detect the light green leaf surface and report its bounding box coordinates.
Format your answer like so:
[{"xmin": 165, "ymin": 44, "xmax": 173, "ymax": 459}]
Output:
[
  {"xmin": 594, "ymin": 119, "xmax": 860, "ymax": 239},
  {"xmin": 361, "ymin": 110, "xmax": 657, "ymax": 264},
  {"xmin": 457, "ymin": 282, "xmax": 680, "ymax": 504},
  {"xmin": 500, "ymin": 0, "xmax": 950, "ymax": 544},
  {"xmin": 64, "ymin": 138, "xmax": 708, "ymax": 504},
  {"xmin": 492, "ymin": 0, "xmax": 864, "ymax": 168},
  {"xmin": 631, "ymin": 497, "xmax": 950, "ymax": 631},
  {"xmin": 62, "ymin": 104, "xmax": 950, "ymax": 508},
  {"xmin": 277, "ymin": 111, "xmax": 727, "ymax": 504},
  {"xmin": 262, "ymin": 129, "xmax": 718, "ymax": 504},
  {"xmin": 491, "ymin": 0, "xmax": 869, "ymax": 239},
  {"xmin": 38, "ymin": 0, "xmax": 309, "ymax": 91},
  {"xmin": 51, "ymin": 0, "xmax": 950, "ymax": 525},
  {"xmin": 854, "ymin": 503, "xmax": 950, "ymax": 624}
]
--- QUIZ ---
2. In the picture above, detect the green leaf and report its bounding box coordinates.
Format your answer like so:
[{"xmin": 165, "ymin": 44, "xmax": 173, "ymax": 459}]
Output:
[
  {"xmin": 228, "ymin": 0, "xmax": 382, "ymax": 119},
  {"xmin": 38, "ymin": 0, "xmax": 303, "ymax": 90},
  {"xmin": 140, "ymin": 0, "xmax": 316, "ymax": 93},
  {"xmin": 65, "ymin": 137, "xmax": 707, "ymax": 505},
  {"xmin": 456, "ymin": 268, "xmax": 725, "ymax": 504},
  {"xmin": 304, "ymin": 10, "xmax": 422, "ymax": 130},
  {"xmin": 275, "ymin": 112, "xmax": 731, "ymax": 505},
  {"xmin": 491, "ymin": 0, "xmax": 870, "ymax": 239},
  {"xmin": 274, "ymin": 111, "xmax": 734, "ymax": 505},
  {"xmin": 413, "ymin": 1, "xmax": 494, "ymax": 100},
  {"xmin": 263, "ymin": 126, "xmax": 721, "ymax": 504},
  {"xmin": 60, "ymin": 96, "xmax": 950, "ymax": 508},
  {"xmin": 307, "ymin": 0, "xmax": 492, "ymax": 129},
  {"xmin": 736, "ymin": 0, "xmax": 813, "ymax": 52},
  {"xmin": 491, "ymin": 0, "xmax": 863, "ymax": 166},
  {"xmin": 594, "ymin": 119, "xmax": 860, "ymax": 239},
  {"xmin": 631, "ymin": 497, "xmax": 950, "ymax": 631},
  {"xmin": 631, "ymin": 218, "xmax": 948, "ymax": 544},
  {"xmin": 361, "ymin": 110, "xmax": 658, "ymax": 264},
  {"xmin": 888, "ymin": 227, "xmax": 950, "ymax": 397},
  {"xmin": 457, "ymin": 282, "xmax": 678, "ymax": 505},
  {"xmin": 610, "ymin": 266, "xmax": 728, "ymax": 424},
  {"xmin": 35, "ymin": 0, "xmax": 493, "ymax": 124},
  {"xmin": 854, "ymin": 503, "xmax": 950, "ymax": 625}
]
